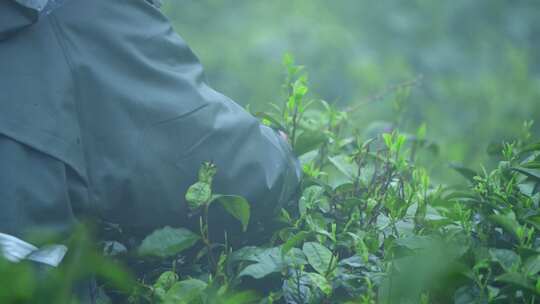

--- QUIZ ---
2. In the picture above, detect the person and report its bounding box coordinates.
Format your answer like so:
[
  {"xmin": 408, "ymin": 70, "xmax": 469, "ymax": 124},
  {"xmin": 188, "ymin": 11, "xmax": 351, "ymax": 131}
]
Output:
[{"xmin": 0, "ymin": 0, "xmax": 301, "ymax": 272}]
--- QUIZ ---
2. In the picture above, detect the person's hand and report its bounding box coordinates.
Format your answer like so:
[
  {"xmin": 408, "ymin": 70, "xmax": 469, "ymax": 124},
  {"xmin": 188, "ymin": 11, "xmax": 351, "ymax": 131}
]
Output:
[{"xmin": 279, "ymin": 130, "xmax": 289, "ymax": 143}]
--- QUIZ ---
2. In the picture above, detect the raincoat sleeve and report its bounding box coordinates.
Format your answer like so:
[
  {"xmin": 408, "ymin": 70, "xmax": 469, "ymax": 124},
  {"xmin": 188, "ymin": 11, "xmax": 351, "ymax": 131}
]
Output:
[
  {"xmin": 139, "ymin": 48, "xmax": 304, "ymax": 228},
  {"xmin": 139, "ymin": 34, "xmax": 304, "ymax": 228}
]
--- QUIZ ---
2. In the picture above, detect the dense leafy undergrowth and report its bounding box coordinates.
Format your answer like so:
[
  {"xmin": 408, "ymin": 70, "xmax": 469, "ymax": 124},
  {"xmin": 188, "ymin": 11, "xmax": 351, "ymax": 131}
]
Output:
[{"xmin": 2, "ymin": 57, "xmax": 540, "ymax": 304}]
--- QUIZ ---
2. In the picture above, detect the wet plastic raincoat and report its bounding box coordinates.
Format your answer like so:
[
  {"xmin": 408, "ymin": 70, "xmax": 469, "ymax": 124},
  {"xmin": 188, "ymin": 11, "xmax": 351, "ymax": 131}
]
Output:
[{"xmin": 0, "ymin": 0, "xmax": 301, "ymax": 252}]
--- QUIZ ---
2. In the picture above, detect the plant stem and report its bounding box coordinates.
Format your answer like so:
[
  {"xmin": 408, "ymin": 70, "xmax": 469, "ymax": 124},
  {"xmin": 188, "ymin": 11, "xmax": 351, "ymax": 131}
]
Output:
[
  {"xmin": 291, "ymin": 100, "xmax": 299, "ymax": 149},
  {"xmin": 201, "ymin": 204, "xmax": 217, "ymax": 272}
]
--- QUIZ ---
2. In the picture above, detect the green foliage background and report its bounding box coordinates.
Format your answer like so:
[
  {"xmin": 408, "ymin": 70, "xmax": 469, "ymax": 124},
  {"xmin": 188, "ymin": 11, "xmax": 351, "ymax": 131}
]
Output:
[{"xmin": 162, "ymin": 0, "xmax": 540, "ymax": 180}]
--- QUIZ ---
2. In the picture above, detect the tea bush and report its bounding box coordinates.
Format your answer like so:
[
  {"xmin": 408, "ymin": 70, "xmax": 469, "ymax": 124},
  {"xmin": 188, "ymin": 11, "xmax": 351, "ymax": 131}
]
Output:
[
  {"xmin": 1, "ymin": 57, "xmax": 539, "ymax": 304},
  {"xmin": 123, "ymin": 56, "xmax": 540, "ymax": 303}
]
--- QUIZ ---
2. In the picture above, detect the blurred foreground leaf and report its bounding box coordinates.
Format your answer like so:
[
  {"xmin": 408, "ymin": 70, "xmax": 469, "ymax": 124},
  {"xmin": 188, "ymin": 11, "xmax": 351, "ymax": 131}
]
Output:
[{"xmin": 138, "ymin": 226, "xmax": 200, "ymax": 258}]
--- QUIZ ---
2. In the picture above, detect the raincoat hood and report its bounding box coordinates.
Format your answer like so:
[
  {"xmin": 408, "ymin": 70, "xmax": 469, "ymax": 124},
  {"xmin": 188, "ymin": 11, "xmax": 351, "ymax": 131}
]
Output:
[
  {"xmin": 0, "ymin": 0, "xmax": 67, "ymax": 40},
  {"xmin": 0, "ymin": 2, "xmax": 38, "ymax": 40}
]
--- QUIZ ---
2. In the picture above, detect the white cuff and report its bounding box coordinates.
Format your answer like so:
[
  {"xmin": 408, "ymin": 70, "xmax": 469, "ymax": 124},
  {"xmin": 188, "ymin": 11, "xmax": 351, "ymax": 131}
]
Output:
[{"xmin": 0, "ymin": 232, "xmax": 67, "ymax": 267}]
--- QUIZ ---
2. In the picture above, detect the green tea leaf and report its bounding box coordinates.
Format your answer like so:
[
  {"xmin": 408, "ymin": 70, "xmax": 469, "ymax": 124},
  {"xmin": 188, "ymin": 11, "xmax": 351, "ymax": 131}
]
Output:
[
  {"xmin": 255, "ymin": 112, "xmax": 286, "ymax": 131},
  {"xmin": 521, "ymin": 161, "xmax": 540, "ymax": 169},
  {"xmin": 395, "ymin": 235, "xmax": 434, "ymax": 251},
  {"xmin": 185, "ymin": 182, "xmax": 212, "ymax": 210},
  {"xmin": 163, "ymin": 279, "xmax": 207, "ymax": 304},
  {"xmin": 198, "ymin": 162, "xmax": 217, "ymax": 184},
  {"xmin": 303, "ymin": 242, "xmax": 333, "ymax": 275},
  {"xmin": 138, "ymin": 226, "xmax": 200, "ymax": 258},
  {"xmin": 214, "ymin": 195, "xmax": 250, "ymax": 232},
  {"xmin": 306, "ymin": 272, "xmax": 332, "ymax": 296},
  {"xmin": 523, "ymin": 255, "xmax": 540, "ymax": 277},
  {"xmin": 294, "ymin": 130, "xmax": 327, "ymax": 156},
  {"xmin": 488, "ymin": 213, "xmax": 520, "ymax": 238},
  {"xmin": 328, "ymin": 155, "xmax": 358, "ymax": 180},
  {"xmin": 495, "ymin": 273, "xmax": 535, "ymax": 291},
  {"xmin": 453, "ymin": 285, "xmax": 480, "ymax": 304},
  {"xmin": 449, "ymin": 163, "xmax": 478, "ymax": 183},
  {"xmin": 489, "ymin": 248, "xmax": 521, "ymax": 272},
  {"xmin": 519, "ymin": 141, "xmax": 540, "ymax": 155},
  {"xmin": 282, "ymin": 231, "xmax": 311, "ymax": 255},
  {"xmin": 299, "ymin": 185, "xmax": 326, "ymax": 216},
  {"xmin": 282, "ymin": 271, "xmax": 313, "ymax": 303},
  {"xmin": 513, "ymin": 166, "xmax": 540, "ymax": 181},
  {"xmin": 382, "ymin": 133, "xmax": 393, "ymax": 150},
  {"xmin": 238, "ymin": 247, "xmax": 286, "ymax": 279},
  {"xmin": 238, "ymin": 247, "xmax": 307, "ymax": 279},
  {"xmin": 217, "ymin": 290, "xmax": 261, "ymax": 304},
  {"xmin": 154, "ymin": 271, "xmax": 179, "ymax": 291},
  {"xmin": 229, "ymin": 246, "xmax": 264, "ymax": 264},
  {"xmin": 416, "ymin": 123, "xmax": 427, "ymax": 141}
]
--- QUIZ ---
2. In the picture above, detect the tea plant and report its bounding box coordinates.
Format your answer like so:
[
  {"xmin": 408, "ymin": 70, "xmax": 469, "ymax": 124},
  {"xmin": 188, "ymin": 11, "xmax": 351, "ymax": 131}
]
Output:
[
  {"xmin": 117, "ymin": 56, "xmax": 540, "ymax": 303},
  {"xmin": 1, "ymin": 57, "xmax": 539, "ymax": 304}
]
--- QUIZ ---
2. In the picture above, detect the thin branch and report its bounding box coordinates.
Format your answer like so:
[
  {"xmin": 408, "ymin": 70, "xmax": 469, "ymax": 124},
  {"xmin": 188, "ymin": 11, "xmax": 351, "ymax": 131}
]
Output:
[{"xmin": 345, "ymin": 74, "xmax": 424, "ymax": 113}]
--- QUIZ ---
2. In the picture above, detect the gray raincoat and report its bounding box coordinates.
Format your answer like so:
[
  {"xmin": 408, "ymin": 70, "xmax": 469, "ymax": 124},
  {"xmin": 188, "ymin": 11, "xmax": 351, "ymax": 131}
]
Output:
[{"xmin": 0, "ymin": 0, "xmax": 301, "ymax": 265}]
